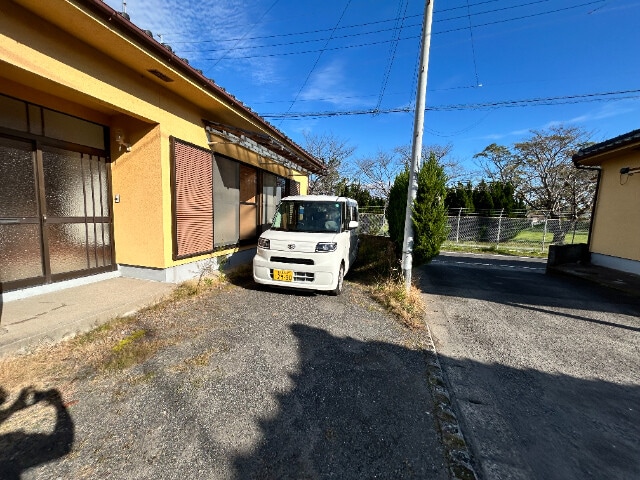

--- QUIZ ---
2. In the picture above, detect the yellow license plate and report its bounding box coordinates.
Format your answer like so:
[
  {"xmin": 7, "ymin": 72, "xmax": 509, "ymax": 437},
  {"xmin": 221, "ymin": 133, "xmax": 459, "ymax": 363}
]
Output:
[{"xmin": 273, "ymin": 269, "xmax": 293, "ymax": 281}]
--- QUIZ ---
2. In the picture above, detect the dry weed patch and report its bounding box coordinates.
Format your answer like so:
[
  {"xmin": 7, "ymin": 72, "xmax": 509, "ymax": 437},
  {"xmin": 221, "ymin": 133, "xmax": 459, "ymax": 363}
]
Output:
[
  {"xmin": 370, "ymin": 276, "xmax": 426, "ymax": 330},
  {"xmin": 351, "ymin": 235, "xmax": 426, "ymax": 330},
  {"xmin": 0, "ymin": 274, "xmax": 228, "ymax": 394}
]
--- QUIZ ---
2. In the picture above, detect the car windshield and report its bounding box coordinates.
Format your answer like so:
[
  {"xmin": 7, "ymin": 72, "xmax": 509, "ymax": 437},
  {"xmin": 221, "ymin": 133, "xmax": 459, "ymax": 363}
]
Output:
[{"xmin": 271, "ymin": 200, "xmax": 342, "ymax": 233}]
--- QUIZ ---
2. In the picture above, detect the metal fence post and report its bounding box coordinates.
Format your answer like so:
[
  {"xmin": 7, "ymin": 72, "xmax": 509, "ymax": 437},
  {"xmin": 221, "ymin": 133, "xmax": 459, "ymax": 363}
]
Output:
[
  {"xmin": 541, "ymin": 216, "xmax": 548, "ymax": 252},
  {"xmin": 456, "ymin": 208, "xmax": 462, "ymax": 243},
  {"xmin": 496, "ymin": 209, "xmax": 504, "ymax": 248}
]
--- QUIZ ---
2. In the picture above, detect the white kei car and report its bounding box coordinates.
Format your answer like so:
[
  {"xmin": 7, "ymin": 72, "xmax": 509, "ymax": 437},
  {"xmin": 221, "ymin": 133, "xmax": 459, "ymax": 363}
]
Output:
[{"xmin": 253, "ymin": 195, "xmax": 359, "ymax": 295}]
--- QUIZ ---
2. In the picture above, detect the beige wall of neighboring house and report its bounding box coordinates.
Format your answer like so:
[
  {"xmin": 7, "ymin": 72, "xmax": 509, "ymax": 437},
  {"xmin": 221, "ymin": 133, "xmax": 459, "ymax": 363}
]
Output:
[
  {"xmin": 573, "ymin": 130, "xmax": 640, "ymax": 275},
  {"xmin": 589, "ymin": 154, "xmax": 640, "ymax": 261},
  {"xmin": 0, "ymin": 0, "xmax": 322, "ymax": 295}
]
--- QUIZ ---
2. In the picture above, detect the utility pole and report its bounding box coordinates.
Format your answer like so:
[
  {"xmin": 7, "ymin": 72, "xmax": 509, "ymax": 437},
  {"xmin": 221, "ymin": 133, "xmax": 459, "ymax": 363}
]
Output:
[{"xmin": 401, "ymin": 0, "xmax": 435, "ymax": 291}]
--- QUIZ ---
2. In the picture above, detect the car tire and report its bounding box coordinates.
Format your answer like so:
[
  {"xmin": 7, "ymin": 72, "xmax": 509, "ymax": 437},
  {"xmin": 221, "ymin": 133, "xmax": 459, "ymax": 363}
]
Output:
[{"xmin": 330, "ymin": 263, "xmax": 344, "ymax": 296}]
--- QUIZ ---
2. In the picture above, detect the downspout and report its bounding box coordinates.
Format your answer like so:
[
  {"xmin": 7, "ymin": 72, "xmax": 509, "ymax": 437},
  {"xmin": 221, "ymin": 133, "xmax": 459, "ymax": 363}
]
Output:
[{"xmin": 574, "ymin": 162, "xmax": 601, "ymax": 255}]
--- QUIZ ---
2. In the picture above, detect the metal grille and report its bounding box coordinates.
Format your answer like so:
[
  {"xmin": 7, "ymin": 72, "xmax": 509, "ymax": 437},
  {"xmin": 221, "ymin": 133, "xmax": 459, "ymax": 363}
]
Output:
[
  {"xmin": 358, "ymin": 207, "xmax": 388, "ymax": 236},
  {"xmin": 358, "ymin": 213, "xmax": 389, "ymax": 236},
  {"xmin": 270, "ymin": 256, "xmax": 314, "ymax": 265},
  {"xmin": 287, "ymin": 180, "xmax": 300, "ymax": 196},
  {"xmin": 294, "ymin": 271, "xmax": 314, "ymax": 282},
  {"xmin": 173, "ymin": 139, "xmax": 214, "ymax": 258}
]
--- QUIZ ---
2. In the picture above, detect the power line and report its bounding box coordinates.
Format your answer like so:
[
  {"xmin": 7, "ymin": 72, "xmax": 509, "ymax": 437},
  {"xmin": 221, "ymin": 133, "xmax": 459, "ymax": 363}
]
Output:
[
  {"xmin": 165, "ymin": 0, "xmax": 505, "ymax": 44},
  {"xmin": 178, "ymin": 0, "xmax": 560, "ymax": 54},
  {"xmin": 194, "ymin": 1, "xmax": 604, "ymax": 61},
  {"xmin": 279, "ymin": 0, "xmax": 352, "ymax": 125},
  {"xmin": 168, "ymin": 0, "xmax": 545, "ymax": 46},
  {"xmin": 209, "ymin": 0, "xmax": 281, "ymax": 68},
  {"xmin": 466, "ymin": 0, "xmax": 481, "ymax": 87},
  {"xmin": 375, "ymin": 0, "xmax": 410, "ymax": 112},
  {"xmin": 260, "ymin": 89, "xmax": 640, "ymax": 119}
]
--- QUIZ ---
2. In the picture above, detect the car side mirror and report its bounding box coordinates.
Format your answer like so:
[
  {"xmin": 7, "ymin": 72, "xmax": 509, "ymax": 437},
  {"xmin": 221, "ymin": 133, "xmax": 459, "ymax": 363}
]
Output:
[{"xmin": 348, "ymin": 220, "xmax": 359, "ymax": 229}]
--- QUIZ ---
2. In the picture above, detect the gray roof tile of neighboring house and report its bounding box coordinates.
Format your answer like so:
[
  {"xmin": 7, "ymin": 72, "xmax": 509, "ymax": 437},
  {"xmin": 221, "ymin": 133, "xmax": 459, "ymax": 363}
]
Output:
[{"xmin": 573, "ymin": 128, "xmax": 640, "ymax": 163}]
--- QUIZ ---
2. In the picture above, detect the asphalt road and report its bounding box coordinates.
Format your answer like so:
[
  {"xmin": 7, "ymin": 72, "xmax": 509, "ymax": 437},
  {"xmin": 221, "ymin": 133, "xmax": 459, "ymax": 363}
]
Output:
[{"xmin": 418, "ymin": 252, "xmax": 640, "ymax": 480}]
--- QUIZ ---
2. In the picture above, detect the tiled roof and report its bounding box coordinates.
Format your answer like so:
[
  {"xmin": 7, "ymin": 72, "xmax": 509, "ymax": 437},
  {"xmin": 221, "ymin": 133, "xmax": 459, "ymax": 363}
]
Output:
[
  {"xmin": 86, "ymin": 0, "xmax": 323, "ymax": 172},
  {"xmin": 573, "ymin": 128, "xmax": 640, "ymax": 162}
]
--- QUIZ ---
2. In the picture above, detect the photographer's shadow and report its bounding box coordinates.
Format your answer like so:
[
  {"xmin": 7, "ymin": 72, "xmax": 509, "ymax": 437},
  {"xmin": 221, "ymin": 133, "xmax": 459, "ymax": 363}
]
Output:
[{"xmin": 0, "ymin": 387, "xmax": 74, "ymax": 479}]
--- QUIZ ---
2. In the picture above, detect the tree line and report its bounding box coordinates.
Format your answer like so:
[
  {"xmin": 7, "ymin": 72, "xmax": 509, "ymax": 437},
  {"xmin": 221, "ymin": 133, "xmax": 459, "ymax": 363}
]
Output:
[{"xmin": 304, "ymin": 124, "xmax": 597, "ymax": 265}]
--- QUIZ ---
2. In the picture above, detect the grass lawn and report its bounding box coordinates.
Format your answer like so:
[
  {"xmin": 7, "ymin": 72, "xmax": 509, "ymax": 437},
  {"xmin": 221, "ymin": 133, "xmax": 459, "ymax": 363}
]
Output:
[
  {"xmin": 512, "ymin": 228, "xmax": 588, "ymax": 244},
  {"xmin": 443, "ymin": 227, "xmax": 589, "ymax": 259}
]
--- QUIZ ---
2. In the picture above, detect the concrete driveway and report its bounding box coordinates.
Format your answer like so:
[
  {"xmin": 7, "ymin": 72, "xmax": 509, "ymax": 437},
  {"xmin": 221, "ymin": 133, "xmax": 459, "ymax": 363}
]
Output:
[{"xmin": 418, "ymin": 252, "xmax": 640, "ymax": 480}]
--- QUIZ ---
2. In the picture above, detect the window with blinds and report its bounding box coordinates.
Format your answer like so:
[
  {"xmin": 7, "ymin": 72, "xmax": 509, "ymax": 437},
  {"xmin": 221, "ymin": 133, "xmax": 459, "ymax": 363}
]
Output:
[
  {"xmin": 171, "ymin": 138, "xmax": 214, "ymax": 259},
  {"xmin": 172, "ymin": 138, "xmax": 301, "ymax": 257}
]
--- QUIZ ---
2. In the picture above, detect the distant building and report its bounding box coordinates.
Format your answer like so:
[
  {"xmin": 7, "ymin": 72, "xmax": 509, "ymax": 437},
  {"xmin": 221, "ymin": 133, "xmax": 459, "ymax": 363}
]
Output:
[{"xmin": 0, "ymin": 0, "xmax": 323, "ymax": 296}]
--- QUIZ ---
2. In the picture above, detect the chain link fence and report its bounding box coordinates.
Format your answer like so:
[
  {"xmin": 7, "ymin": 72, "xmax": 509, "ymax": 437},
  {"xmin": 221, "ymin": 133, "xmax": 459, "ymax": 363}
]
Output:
[
  {"xmin": 359, "ymin": 207, "xmax": 389, "ymax": 236},
  {"xmin": 359, "ymin": 207, "xmax": 590, "ymax": 256},
  {"xmin": 444, "ymin": 209, "xmax": 590, "ymax": 255}
]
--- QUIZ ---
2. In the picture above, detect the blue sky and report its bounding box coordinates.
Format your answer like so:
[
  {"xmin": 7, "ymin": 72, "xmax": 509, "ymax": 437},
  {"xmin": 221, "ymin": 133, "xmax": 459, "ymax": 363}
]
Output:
[{"xmin": 107, "ymin": 0, "xmax": 640, "ymax": 177}]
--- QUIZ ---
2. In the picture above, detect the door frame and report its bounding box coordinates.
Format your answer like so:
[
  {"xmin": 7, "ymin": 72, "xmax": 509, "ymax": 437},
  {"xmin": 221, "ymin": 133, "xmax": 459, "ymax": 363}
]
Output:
[{"xmin": 0, "ymin": 130, "xmax": 116, "ymax": 292}]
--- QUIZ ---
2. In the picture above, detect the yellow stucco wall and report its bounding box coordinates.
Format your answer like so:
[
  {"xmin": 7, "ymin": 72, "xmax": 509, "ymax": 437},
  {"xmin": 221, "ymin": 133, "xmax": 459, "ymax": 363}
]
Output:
[
  {"xmin": 1, "ymin": 1, "xmax": 312, "ymax": 272},
  {"xmin": 590, "ymin": 154, "xmax": 640, "ymax": 261}
]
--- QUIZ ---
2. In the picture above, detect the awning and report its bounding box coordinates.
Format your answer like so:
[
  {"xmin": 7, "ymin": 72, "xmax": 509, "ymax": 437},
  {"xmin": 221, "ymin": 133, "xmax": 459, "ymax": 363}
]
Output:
[{"xmin": 204, "ymin": 120, "xmax": 325, "ymax": 175}]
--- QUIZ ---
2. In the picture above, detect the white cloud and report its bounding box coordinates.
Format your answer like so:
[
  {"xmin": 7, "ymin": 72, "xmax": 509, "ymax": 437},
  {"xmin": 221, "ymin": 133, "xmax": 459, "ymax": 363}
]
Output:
[
  {"xmin": 478, "ymin": 128, "xmax": 529, "ymax": 141},
  {"xmin": 543, "ymin": 101, "xmax": 638, "ymax": 129},
  {"xmin": 298, "ymin": 60, "xmax": 364, "ymax": 108},
  {"xmin": 107, "ymin": 0, "xmax": 282, "ymax": 85},
  {"xmin": 478, "ymin": 99, "xmax": 639, "ymax": 141}
]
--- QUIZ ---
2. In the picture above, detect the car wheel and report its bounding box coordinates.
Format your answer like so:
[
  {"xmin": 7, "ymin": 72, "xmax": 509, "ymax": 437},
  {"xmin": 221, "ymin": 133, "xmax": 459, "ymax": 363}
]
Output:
[{"xmin": 330, "ymin": 263, "xmax": 344, "ymax": 296}]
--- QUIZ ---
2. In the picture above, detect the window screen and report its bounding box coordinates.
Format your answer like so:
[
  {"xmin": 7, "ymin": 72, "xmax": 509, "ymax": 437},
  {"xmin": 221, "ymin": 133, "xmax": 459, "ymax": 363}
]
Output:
[
  {"xmin": 213, "ymin": 155, "xmax": 239, "ymax": 247},
  {"xmin": 287, "ymin": 179, "xmax": 300, "ymax": 196},
  {"xmin": 261, "ymin": 173, "xmax": 285, "ymax": 232}
]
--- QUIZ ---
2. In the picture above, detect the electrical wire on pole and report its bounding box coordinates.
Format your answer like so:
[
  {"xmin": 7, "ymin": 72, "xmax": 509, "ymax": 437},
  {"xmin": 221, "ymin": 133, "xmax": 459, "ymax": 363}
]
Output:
[{"xmin": 401, "ymin": 0, "xmax": 435, "ymax": 292}]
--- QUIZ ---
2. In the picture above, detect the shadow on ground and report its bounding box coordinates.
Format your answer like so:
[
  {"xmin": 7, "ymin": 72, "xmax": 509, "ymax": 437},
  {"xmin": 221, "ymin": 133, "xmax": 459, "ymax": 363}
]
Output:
[
  {"xmin": 230, "ymin": 323, "xmax": 640, "ymax": 479},
  {"xmin": 417, "ymin": 252, "xmax": 640, "ymax": 479},
  {"xmin": 0, "ymin": 387, "xmax": 74, "ymax": 479},
  {"xmin": 420, "ymin": 253, "xmax": 640, "ymax": 322},
  {"xmin": 233, "ymin": 324, "xmax": 447, "ymax": 479},
  {"xmin": 439, "ymin": 357, "xmax": 640, "ymax": 479}
]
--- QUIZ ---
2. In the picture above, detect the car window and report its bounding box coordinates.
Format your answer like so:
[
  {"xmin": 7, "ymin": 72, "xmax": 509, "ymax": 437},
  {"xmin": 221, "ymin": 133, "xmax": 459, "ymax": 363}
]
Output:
[{"xmin": 272, "ymin": 200, "xmax": 342, "ymax": 233}]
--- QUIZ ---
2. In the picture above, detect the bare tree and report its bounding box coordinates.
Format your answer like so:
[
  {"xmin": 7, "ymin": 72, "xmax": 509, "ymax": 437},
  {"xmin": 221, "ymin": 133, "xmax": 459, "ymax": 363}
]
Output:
[
  {"xmin": 514, "ymin": 125, "xmax": 595, "ymax": 216},
  {"xmin": 473, "ymin": 125, "xmax": 596, "ymax": 216},
  {"xmin": 352, "ymin": 148, "xmax": 400, "ymax": 199},
  {"xmin": 303, "ymin": 132, "xmax": 356, "ymax": 195},
  {"xmin": 354, "ymin": 143, "xmax": 459, "ymax": 199},
  {"xmin": 474, "ymin": 143, "xmax": 523, "ymax": 188}
]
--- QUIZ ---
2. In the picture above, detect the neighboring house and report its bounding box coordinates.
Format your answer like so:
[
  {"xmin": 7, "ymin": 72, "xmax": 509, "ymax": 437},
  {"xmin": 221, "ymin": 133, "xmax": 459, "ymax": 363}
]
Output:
[
  {"xmin": 0, "ymin": 0, "xmax": 324, "ymax": 297},
  {"xmin": 573, "ymin": 129, "xmax": 640, "ymax": 275}
]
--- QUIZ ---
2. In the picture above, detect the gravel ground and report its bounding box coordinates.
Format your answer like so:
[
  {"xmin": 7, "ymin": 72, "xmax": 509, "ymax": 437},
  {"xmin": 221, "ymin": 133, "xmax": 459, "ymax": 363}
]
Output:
[{"xmin": 1, "ymin": 281, "xmax": 449, "ymax": 479}]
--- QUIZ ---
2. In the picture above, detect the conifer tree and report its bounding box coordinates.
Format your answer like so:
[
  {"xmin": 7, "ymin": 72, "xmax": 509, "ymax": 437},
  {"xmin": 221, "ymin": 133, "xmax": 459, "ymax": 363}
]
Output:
[
  {"xmin": 386, "ymin": 169, "xmax": 409, "ymax": 254},
  {"xmin": 386, "ymin": 154, "xmax": 448, "ymax": 266},
  {"xmin": 412, "ymin": 153, "xmax": 448, "ymax": 265}
]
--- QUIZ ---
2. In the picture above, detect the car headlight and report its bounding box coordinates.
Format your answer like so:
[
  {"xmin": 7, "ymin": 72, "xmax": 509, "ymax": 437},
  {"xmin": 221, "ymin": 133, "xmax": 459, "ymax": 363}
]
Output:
[
  {"xmin": 258, "ymin": 237, "xmax": 270, "ymax": 249},
  {"xmin": 316, "ymin": 242, "xmax": 337, "ymax": 252}
]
